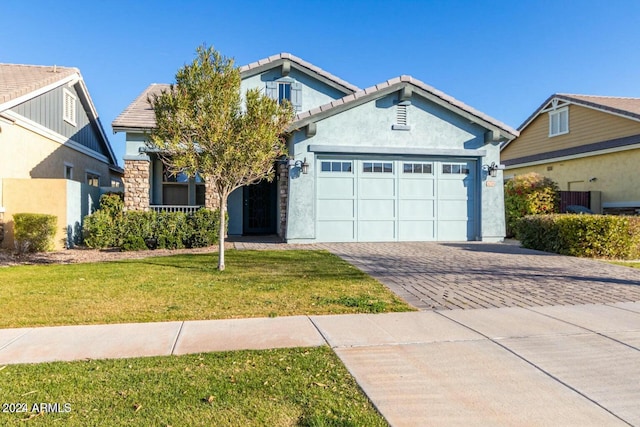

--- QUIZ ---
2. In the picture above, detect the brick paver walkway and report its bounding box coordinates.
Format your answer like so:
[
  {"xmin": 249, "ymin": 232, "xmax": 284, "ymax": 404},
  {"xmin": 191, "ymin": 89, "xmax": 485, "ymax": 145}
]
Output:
[{"xmin": 320, "ymin": 242, "xmax": 640, "ymax": 310}]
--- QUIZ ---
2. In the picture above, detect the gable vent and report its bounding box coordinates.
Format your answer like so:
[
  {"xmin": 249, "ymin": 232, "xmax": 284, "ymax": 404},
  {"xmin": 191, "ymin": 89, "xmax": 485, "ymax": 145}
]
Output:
[{"xmin": 392, "ymin": 101, "xmax": 411, "ymax": 131}]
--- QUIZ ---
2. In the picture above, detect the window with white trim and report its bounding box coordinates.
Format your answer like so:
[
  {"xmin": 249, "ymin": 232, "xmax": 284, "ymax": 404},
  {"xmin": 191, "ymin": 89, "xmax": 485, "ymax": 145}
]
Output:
[
  {"xmin": 86, "ymin": 172, "xmax": 100, "ymax": 187},
  {"xmin": 403, "ymin": 163, "xmax": 433, "ymax": 174},
  {"xmin": 63, "ymin": 89, "xmax": 77, "ymax": 126},
  {"xmin": 442, "ymin": 163, "xmax": 469, "ymax": 175},
  {"xmin": 64, "ymin": 163, "xmax": 74, "ymax": 180},
  {"xmin": 321, "ymin": 161, "xmax": 352, "ymax": 173},
  {"xmin": 549, "ymin": 107, "xmax": 568, "ymax": 137},
  {"xmin": 363, "ymin": 162, "xmax": 393, "ymax": 173}
]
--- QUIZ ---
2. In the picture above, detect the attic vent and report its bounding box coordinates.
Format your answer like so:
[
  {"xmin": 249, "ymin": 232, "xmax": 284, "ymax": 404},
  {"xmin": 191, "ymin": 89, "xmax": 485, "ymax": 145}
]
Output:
[
  {"xmin": 63, "ymin": 89, "xmax": 77, "ymax": 126},
  {"xmin": 392, "ymin": 101, "xmax": 411, "ymax": 131}
]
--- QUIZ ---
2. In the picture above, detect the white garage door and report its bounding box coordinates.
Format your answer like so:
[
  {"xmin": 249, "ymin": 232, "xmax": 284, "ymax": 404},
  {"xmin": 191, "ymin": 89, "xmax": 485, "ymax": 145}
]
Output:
[{"xmin": 316, "ymin": 157, "xmax": 477, "ymax": 242}]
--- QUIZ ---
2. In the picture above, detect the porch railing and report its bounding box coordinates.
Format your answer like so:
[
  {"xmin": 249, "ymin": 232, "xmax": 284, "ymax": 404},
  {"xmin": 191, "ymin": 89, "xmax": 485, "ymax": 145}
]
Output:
[{"xmin": 150, "ymin": 205, "xmax": 203, "ymax": 214}]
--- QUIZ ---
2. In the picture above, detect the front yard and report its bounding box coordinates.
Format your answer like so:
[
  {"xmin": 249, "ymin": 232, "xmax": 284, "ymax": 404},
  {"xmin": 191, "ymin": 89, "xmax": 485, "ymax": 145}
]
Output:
[{"xmin": 0, "ymin": 249, "xmax": 412, "ymax": 328}]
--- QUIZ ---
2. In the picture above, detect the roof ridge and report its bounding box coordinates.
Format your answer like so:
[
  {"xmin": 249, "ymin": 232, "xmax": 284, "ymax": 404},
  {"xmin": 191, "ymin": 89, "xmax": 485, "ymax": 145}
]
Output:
[{"xmin": 558, "ymin": 93, "xmax": 640, "ymax": 100}]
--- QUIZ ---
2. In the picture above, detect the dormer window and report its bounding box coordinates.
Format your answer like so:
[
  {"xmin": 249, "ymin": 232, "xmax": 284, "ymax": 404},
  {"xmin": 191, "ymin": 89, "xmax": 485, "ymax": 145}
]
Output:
[
  {"xmin": 549, "ymin": 107, "xmax": 568, "ymax": 137},
  {"xmin": 266, "ymin": 78, "xmax": 302, "ymax": 111},
  {"xmin": 63, "ymin": 89, "xmax": 77, "ymax": 126}
]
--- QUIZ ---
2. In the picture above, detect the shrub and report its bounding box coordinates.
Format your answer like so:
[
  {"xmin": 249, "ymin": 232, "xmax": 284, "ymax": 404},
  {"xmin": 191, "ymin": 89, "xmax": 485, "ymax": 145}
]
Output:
[
  {"xmin": 505, "ymin": 173, "xmax": 559, "ymax": 237},
  {"xmin": 516, "ymin": 214, "xmax": 640, "ymax": 259},
  {"xmin": 187, "ymin": 208, "xmax": 222, "ymax": 248},
  {"xmin": 83, "ymin": 194, "xmax": 126, "ymax": 248},
  {"xmin": 155, "ymin": 212, "xmax": 189, "ymax": 249},
  {"xmin": 13, "ymin": 213, "xmax": 57, "ymax": 253}
]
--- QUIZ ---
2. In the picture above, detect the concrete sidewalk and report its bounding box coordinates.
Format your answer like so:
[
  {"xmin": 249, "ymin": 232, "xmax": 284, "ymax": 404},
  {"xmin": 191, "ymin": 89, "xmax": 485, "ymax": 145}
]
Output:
[{"xmin": 1, "ymin": 303, "xmax": 639, "ymax": 426}]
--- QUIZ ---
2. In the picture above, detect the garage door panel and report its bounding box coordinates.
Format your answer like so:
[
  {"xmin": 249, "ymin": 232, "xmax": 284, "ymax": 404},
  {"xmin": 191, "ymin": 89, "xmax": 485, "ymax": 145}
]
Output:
[
  {"xmin": 317, "ymin": 221, "xmax": 355, "ymax": 242},
  {"xmin": 399, "ymin": 179, "xmax": 435, "ymax": 198},
  {"xmin": 359, "ymin": 221, "xmax": 395, "ymax": 241},
  {"xmin": 317, "ymin": 199, "xmax": 354, "ymax": 220},
  {"xmin": 439, "ymin": 200, "xmax": 470, "ymax": 219},
  {"xmin": 399, "ymin": 221, "xmax": 435, "ymax": 241},
  {"xmin": 359, "ymin": 199, "xmax": 395, "ymax": 220},
  {"xmin": 360, "ymin": 178, "xmax": 395, "ymax": 198},
  {"xmin": 317, "ymin": 177, "xmax": 354, "ymax": 198},
  {"xmin": 438, "ymin": 179, "xmax": 471, "ymax": 196},
  {"xmin": 399, "ymin": 199, "xmax": 435, "ymax": 219}
]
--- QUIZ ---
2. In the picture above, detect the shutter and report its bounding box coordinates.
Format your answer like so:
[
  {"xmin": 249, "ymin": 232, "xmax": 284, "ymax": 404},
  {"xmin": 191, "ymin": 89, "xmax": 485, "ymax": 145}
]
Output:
[
  {"xmin": 291, "ymin": 82, "xmax": 302, "ymax": 112},
  {"xmin": 266, "ymin": 81, "xmax": 277, "ymax": 100}
]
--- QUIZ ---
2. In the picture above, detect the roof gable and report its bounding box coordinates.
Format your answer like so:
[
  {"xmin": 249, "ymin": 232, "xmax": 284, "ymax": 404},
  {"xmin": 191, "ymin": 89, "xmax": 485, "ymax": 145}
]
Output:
[
  {"xmin": 291, "ymin": 75, "xmax": 518, "ymax": 141},
  {"xmin": 0, "ymin": 63, "xmax": 119, "ymax": 167}
]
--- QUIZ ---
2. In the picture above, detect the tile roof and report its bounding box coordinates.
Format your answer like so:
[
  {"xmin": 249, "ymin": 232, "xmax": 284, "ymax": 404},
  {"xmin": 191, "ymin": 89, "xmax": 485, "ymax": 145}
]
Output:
[
  {"xmin": 292, "ymin": 75, "xmax": 519, "ymax": 139},
  {"xmin": 239, "ymin": 53, "xmax": 360, "ymax": 93},
  {"xmin": 111, "ymin": 83, "xmax": 168, "ymax": 130},
  {"xmin": 556, "ymin": 94, "xmax": 640, "ymax": 121},
  {"xmin": 0, "ymin": 63, "xmax": 78, "ymax": 108}
]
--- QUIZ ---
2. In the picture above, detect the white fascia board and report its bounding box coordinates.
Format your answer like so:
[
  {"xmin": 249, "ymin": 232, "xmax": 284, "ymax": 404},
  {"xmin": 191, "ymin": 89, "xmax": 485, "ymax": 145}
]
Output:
[
  {"xmin": 0, "ymin": 73, "xmax": 80, "ymax": 112},
  {"xmin": 3, "ymin": 110, "xmax": 111, "ymax": 164},
  {"xmin": 504, "ymin": 142, "xmax": 640, "ymax": 169}
]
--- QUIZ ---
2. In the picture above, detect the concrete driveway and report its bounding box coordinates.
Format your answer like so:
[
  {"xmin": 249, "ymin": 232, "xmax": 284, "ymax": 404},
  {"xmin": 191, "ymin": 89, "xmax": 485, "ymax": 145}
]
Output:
[
  {"xmin": 317, "ymin": 242, "xmax": 640, "ymax": 426},
  {"xmin": 322, "ymin": 241, "xmax": 640, "ymax": 310}
]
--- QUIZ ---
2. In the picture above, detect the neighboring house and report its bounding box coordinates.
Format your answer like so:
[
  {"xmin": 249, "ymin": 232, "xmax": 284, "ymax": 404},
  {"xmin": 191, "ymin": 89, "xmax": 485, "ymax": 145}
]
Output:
[
  {"xmin": 501, "ymin": 94, "xmax": 640, "ymax": 214},
  {"xmin": 113, "ymin": 53, "xmax": 517, "ymax": 243},
  {"xmin": 0, "ymin": 63, "xmax": 123, "ymax": 249}
]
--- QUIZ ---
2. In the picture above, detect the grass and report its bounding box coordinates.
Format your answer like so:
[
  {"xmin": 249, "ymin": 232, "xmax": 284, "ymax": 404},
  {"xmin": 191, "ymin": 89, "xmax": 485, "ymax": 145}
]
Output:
[
  {"xmin": 0, "ymin": 250, "xmax": 412, "ymax": 328},
  {"xmin": 610, "ymin": 261, "xmax": 640, "ymax": 269},
  {"xmin": 0, "ymin": 346, "xmax": 387, "ymax": 426}
]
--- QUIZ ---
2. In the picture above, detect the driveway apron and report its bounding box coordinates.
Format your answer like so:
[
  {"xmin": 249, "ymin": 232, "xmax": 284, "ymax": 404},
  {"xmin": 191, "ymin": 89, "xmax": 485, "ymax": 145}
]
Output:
[{"xmin": 320, "ymin": 241, "xmax": 640, "ymax": 310}]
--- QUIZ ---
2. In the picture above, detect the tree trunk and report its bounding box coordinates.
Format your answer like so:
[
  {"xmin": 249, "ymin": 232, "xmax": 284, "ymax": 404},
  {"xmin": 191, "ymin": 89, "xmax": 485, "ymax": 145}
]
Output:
[{"xmin": 218, "ymin": 194, "xmax": 226, "ymax": 271}]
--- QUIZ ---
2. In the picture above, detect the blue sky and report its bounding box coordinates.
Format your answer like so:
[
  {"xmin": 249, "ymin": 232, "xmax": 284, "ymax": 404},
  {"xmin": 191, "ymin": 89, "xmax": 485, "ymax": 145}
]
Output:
[{"xmin": 3, "ymin": 0, "xmax": 639, "ymax": 165}]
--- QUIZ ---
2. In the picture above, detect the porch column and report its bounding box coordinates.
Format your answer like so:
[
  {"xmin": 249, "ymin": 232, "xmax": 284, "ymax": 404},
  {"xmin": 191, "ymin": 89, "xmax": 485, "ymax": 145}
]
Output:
[
  {"xmin": 204, "ymin": 176, "xmax": 220, "ymax": 210},
  {"xmin": 123, "ymin": 158, "xmax": 150, "ymax": 211},
  {"xmin": 278, "ymin": 163, "xmax": 289, "ymax": 238}
]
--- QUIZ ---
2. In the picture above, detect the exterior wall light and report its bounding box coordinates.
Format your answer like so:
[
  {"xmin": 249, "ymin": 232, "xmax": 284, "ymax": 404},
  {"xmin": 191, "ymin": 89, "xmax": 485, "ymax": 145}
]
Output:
[
  {"xmin": 486, "ymin": 162, "xmax": 504, "ymax": 178},
  {"xmin": 288, "ymin": 157, "xmax": 309, "ymax": 174}
]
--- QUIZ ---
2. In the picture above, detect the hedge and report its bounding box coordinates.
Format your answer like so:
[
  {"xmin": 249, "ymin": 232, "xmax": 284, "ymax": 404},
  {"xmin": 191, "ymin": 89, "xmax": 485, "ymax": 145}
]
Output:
[
  {"xmin": 13, "ymin": 213, "xmax": 58, "ymax": 253},
  {"xmin": 83, "ymin": 194, "xmax": 224, "ymax": 250},
  {"xmin": 515, "ymin": 214, "xmax": 640, "ymax": 259}
]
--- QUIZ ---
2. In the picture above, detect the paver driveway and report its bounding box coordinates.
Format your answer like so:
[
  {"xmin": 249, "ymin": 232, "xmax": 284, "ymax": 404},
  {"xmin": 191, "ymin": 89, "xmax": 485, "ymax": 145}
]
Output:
[{"xmin": 320, "ymin": 241, "xmax": 640, "ymax": 310}]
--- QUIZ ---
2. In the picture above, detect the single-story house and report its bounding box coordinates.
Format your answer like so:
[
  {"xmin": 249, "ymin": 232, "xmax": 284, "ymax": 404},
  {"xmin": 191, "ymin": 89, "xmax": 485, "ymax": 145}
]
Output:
[
  {"xmin": 501, "ymin": 94, "xmax": 640, "ymax": 214},
  {"xmin": 0, "ymin": 63, "xmax": 123, "ymax": 249},
  {"xmin": 112, "ymin": 53, "xmax": 517, "ymax": 243}
]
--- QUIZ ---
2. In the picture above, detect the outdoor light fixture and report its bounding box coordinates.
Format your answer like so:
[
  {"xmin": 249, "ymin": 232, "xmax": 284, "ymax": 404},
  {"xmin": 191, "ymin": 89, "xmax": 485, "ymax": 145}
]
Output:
[
  {"xmin": 487, "ymin": 162, "xmax": 500, "ymax": 177},
  {"xmin": 287, "ymin": 157, "xmax": 310, "ymax": 174}
]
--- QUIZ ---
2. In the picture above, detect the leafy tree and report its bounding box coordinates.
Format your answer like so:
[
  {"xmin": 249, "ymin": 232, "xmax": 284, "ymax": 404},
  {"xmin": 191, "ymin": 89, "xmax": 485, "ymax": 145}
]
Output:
[
  {"xmin": 504, "ymin": 172, "xmax": 559, "ymax": 237},
  {"xmin": 148, "ymin": 46, "xmax": 294, "ymax": 270}
]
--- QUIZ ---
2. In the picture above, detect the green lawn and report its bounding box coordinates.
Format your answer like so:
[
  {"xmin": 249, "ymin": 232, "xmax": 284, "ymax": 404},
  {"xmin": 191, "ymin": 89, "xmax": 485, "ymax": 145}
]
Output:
[
  {"xmin": 0, "ymin": 346, "xmax": 387, "ymax": 426},
  {"xmin": 611, "ymin": 261, "xmax": 640, "ymax": 269},
  {"xmin": 0, "ymin": 250, "xmax": 412, "ymax": 328}
]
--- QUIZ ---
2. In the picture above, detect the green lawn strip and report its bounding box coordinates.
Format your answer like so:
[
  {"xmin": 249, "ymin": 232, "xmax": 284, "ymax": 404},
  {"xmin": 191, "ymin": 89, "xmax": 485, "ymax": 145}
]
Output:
[
  {"xmin": 0, "ymin": 346, "xmax": 387, "ymax": 426},
  {"xmin": 610, "ymin": 261, "xmax": 640, "ymax": 269},
  {"xmin": 0, "ymin": 250, "xmax": 413, "ymax": 328}
]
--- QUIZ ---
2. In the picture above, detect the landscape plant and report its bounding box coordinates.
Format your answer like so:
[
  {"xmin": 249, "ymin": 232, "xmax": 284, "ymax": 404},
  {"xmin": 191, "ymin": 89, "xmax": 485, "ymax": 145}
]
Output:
[
  {"xmin": 13, "ymin": 213, "xmax": 57, "ymax": 253},
  {"xmin": 504, "ymin": 172, "xmax": 559, "ymax": 236},
  {"xmin": 148, "ymin": 45, "xmax": 294, "ymax": 270}
]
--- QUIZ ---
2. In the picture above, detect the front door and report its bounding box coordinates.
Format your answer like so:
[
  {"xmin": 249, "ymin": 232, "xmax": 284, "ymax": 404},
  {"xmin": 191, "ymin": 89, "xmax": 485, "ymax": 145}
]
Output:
[{"xmin": 243, "ymin": 180, "xmax": 277, "ymax": 234}]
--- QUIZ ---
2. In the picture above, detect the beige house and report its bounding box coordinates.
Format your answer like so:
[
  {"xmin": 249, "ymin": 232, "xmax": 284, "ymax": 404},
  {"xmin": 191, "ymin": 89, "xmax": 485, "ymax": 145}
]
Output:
[
  {"xmin": 501, "ymin": 94, "xmax": 640, "ymax": 214},
  {"xmin": 0, "ymin": 64, "xmax": 123, "ymax": 249}
]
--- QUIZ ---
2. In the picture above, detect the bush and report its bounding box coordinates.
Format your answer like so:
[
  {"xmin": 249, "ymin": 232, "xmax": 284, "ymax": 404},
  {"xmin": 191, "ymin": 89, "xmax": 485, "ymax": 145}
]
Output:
[
  {"xmin": 505, "ymin": 173, "xmax": 559, "ymax": 237},
  {"xmin": 83, "ymin": 204, "xmax": 224, "ymax": 251},
  {"xmin": 13, "ymin": 213, "xmax": 57, "ymax": 253},
  {"xmin": 83, "ymin": 194, "xmax": 126, "ymax": 248},
  {"xmin": 516, "ymin": 214, "xmax": 640, "ymax": 259}
]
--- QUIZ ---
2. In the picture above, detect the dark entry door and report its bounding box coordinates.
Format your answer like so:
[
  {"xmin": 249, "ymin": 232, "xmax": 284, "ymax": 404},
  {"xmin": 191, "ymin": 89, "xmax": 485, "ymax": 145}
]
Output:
[{"xmin": 243, "ymin": 180, "xmax": 277, "ymax": 234}]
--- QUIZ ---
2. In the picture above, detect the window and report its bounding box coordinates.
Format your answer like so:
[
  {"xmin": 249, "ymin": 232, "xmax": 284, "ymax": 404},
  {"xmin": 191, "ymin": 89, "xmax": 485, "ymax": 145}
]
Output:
[
  {"xmin": 363, "ymin": 162, "xmax": 393, "ymax": 173},
  {"xmin": 321, "ymin": 161, "xmax": 352, "ymax": 172},
  {"xmin": 86, "ymin": 172, "xmax": 100, "ymax": 187},
  {"xmin": 549, "ymin": 107, "xmax": 569, "ymax": 137},
  {"xmin": 403, "ymin": 163, "xmax": 433, "ymax": 174},
  {"xmin": 64, "ymin": 163, "xmax": 73, "ymax": 180},
  {"xmin": 442, "ymin": 163, "xmax": 469, "ymax": 175},
  {"xmin": 266, "ymin": 79, "xmax": 302, "ymax": 111},
  {"xmin": 63, "ymin": 89, "xmax": 77, "ymax": 126}
]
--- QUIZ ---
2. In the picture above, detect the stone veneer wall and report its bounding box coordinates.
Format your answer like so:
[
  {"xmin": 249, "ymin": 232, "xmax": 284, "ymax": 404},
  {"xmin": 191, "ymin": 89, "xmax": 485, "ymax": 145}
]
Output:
[
  {"xmin": 123, "ymin": 159, "xmax": 150, "ymax": 211},
  {"xmin": 204, "ymin": 176, "xmax": 220, "ymax": 210},
  {"xmin": 278, "ymin": 163, "xmax": 289, "ymax": 238}
]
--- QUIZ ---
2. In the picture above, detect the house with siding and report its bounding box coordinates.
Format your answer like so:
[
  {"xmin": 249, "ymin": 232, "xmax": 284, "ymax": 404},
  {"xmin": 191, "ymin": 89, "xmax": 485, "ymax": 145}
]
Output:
[
  {"xmin": 0, "ymin": 63, "xmax": 123, "ymax": 249},
  {"xmin": 113, "ymin": 53, "xmax": 517, "ymax": 242},
  {"xmin": 501, "ymin": 94, "xmax": 640, "ymax": 214}
]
